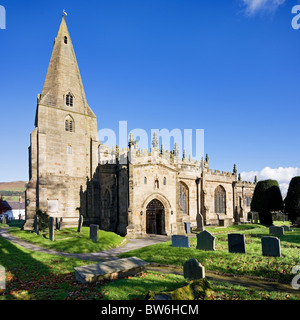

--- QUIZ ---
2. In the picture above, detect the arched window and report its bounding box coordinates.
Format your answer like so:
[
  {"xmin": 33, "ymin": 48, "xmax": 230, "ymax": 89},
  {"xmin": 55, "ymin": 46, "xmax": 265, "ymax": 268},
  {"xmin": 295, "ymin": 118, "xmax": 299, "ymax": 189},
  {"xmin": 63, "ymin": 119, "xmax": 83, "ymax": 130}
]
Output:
[
  {"xmin": 179, "ymin": 182, "xmax": 189, "ymax": 214},
  {"xmin": 155, "ymin": 179, "xmax": 159, "ymax": 189},
  {"xmin": 66, "ymin": 93, "xmax": 73, "ymax": 107},
  {"xmin": 163, "ymin": 177, "xmax": 167, "ymax": 185},
  {"xmin": 65, "ymin": 115, "xmax": 74, "ymax": 133},
  {"xmin": 64, "ymin": 36, "xmax": 68, "ymax": 44},
  {"xmin": 144, "ymin": 177, "xmax": 147, "ymax": 185},
  {"xmin": 215, "ymin": 185, "xmax": 226, "ymax": 214}
]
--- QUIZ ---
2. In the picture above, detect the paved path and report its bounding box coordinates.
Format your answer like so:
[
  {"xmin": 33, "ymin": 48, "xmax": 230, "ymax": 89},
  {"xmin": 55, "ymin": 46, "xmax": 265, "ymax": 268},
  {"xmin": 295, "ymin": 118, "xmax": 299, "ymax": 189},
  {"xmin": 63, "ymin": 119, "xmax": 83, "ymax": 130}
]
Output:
[{"xmin": 0, "ymin": 227, "xmax": 171, "ymax": 262}]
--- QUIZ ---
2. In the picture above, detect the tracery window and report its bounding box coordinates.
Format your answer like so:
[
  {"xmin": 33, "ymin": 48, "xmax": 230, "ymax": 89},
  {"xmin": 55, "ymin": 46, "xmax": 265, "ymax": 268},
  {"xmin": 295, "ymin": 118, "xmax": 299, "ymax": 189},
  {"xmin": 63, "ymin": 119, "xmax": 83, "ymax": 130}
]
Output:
[
  {"xmin": 179, "ymin": 182, "xmax": 189, "ymax": 214},
  {"xmin": 65, "ymin": 115, "xmax": 74, "ymax": 133},
  {"xmin": 215, "ymin": 185, "xmax": 226, "ymax": 214},
  {"xmin": 66, "ymin": 93, "xmax": 73, "ymax": 107}
]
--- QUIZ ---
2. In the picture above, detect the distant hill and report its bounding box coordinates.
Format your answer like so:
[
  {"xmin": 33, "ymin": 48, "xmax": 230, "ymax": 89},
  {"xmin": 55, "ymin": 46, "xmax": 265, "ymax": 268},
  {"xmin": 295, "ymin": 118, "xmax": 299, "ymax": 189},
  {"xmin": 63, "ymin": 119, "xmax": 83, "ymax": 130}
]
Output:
[
  {"xmin": 0, "ymin": 181, "xmax": 27, "ymax": 190},
  {"xmin": 0, "ymin": 181, "xmax": 27, "ymax": 201}
]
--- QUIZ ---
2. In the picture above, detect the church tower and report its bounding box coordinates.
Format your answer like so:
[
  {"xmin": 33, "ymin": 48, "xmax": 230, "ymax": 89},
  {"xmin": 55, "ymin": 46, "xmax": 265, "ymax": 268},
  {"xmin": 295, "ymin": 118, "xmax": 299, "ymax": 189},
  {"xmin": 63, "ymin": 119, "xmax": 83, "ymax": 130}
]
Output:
[{"xmin": 24, "ymin": 15, "xmax": 100, "ymax": 230}]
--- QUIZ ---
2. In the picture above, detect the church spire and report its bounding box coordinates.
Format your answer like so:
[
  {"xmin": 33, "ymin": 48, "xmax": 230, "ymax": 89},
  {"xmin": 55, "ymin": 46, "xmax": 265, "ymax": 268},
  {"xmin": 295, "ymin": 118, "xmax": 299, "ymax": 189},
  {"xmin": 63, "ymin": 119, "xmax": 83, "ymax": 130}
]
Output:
[{"xmin": 39, "ymin": 15, "xmax": 95, "ymax": 117}]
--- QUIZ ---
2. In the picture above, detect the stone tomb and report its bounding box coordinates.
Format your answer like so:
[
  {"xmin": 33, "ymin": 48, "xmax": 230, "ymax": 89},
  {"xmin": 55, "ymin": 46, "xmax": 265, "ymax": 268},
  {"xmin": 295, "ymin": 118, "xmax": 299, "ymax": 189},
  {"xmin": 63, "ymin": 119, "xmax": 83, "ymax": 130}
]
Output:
[
  {"xmin": 269, "ymin": 226, "xmax": 284, "ymax": 237},
  {"xmin": 228, "ymin": 233, "xmax": 246, "ymax": 254},
  {"xmin": 90, "ymin": 224, "xmax": 99, "ymax": 242},
  {"xmin": 74, "ymin": 257, "xmax": 150, "ymax": 283},
  {"xmin": 183, "ymin": 258, "xmax": 205, "ymax": 280},
  {"xmin": 172, "ymin": 235, "xmax": 189, "ymax": 248},
  {"xmin": 262, "ymin": 236, "xmax": 281, "ymax": 257},
  {"xmin": 196, "ymin": 230, "xmax": 216, "ymax": 251}
]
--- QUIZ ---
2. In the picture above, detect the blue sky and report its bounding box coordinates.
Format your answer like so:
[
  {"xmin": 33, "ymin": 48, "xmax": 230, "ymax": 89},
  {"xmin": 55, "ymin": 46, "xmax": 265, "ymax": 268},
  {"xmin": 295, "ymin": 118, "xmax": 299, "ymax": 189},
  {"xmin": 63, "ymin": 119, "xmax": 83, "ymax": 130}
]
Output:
[{"xmin": 0, "ymin": 0, "xmax": 299, "ymax": 193}]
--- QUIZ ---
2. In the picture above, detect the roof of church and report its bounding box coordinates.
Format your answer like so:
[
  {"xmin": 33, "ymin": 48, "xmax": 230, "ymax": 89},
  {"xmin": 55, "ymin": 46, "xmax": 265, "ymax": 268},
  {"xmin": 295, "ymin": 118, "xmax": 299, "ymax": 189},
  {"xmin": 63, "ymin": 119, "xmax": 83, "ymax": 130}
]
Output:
[{"xmin": 39, "ymin": 15, "xmax": 95, "ymax": 118}]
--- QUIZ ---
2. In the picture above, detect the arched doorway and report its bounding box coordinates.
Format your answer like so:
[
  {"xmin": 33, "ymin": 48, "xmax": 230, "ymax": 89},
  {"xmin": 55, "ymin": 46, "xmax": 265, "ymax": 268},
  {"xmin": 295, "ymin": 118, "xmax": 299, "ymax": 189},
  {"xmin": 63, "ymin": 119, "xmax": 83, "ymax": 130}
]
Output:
[{"xmin": 146, "ymin": 199, "xmax": 166, "ymax": 235}]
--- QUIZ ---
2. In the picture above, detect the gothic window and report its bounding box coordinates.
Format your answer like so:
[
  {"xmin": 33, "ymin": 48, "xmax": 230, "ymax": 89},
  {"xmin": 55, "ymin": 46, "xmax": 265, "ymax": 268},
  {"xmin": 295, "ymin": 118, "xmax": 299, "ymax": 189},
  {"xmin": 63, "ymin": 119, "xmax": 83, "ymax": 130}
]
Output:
[
  {"xmin": 67, "ymin": 145, "xmax": 72, "ymax": 154},
  {"xmin": 65, "ymin": 116, "xmax": 74, "ymax": 133},
  {"xmin": 66, "ymin": 93, "xmax": 73, "ymax": 107},
  {"xmin": 215, "ymin": 185, "xmax": 226, "ymax": 214},
  {"xmin": 64, "ymin": 36, "xmax": 68, "ymax": 44},
  {"xmin": 144, "ymin": 177, "xmax": 147, "ymax": 185},
  {"xmin": 163, "ymin": 177, "xmax": 167, "ymax": 185},
  {"xmin": 179, "ymin": 182, "xmax": 189, "ymax": 214},
  {"xmin": 246, "ymin": 196, "xmax": 251, "ymax": 207},
  {"xmin": 155, "ymin": 179, "xmax": 159, "ymax": 189}
]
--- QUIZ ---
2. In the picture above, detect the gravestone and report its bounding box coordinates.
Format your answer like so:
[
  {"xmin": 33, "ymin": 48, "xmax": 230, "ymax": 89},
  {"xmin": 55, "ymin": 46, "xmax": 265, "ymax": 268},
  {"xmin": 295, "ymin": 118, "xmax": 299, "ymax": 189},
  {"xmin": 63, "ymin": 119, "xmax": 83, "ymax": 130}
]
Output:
[
  {"xmin": 90, "ymin": 224, "xmax": 99, "ymax": 242},
  {"xmin": 282, "ymin": 225, "xmax": 290, "ymax": 232},
  {"xmin": 184, "ymin": 222, "xmax": 191, "ymax": 234},
  {"xmin": 183, "ymin": 258, "xmax": 205, "ymax": 280},
  {"xmin": 228, "ymin": 233, "xmax": 246, "ymax": 254},
  {"xmin": 172, "ymin": 235, "xmax": 189, "ymax": 248},
  {"xmin": 56, "ymin": 217, "xmax": 62, "ymax": 230},
  {"xmin": 269, "ymin": 226, "xmax": 284, "ymax": 236},
  {"xmin": 49, "ymin": 217, "xmax": 55, "ymax": 241},
  {"xmin": 196, "ymin": 230, "xmax": 215, "ymax": 251},
  {"xmin": 77, "ymin": 215, "xmax": 83, "ymax": 233},
  {"xmin": 262, "ymin": 236, "xmax": 281, "ymax": 257},
  {"xmin": 2, "ymin": 215, "xmax": 6, "ymax": 224},
  {"xmin": 34, "ymin": 215, "xmax": 39, "ymax": 235}
]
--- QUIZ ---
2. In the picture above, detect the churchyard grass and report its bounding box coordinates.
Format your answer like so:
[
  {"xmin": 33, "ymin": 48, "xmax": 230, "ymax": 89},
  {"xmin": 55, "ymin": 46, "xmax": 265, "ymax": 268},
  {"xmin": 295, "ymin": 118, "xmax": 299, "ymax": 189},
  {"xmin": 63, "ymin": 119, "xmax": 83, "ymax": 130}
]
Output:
[
  {"xmin": 1, "ymin": 222, "xmax": 300, "ymax": 300},
  {"xmin": 0, "ymin": 234, "xmax": 298, "ymax": 300},
  {"xmin": 120, "ymin": 224, "xmax": 300, "ymax": 283},
  {"xmin": 7, "ymin": 223, "xmax": 126, "ymax": 253}
]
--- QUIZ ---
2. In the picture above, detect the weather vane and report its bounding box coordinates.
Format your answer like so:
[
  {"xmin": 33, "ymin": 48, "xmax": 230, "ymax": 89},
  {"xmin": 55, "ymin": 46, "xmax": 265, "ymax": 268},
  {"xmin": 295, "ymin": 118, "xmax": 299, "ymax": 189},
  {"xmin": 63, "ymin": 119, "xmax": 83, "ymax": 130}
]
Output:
[{"xmin": 63, "ymin": 9, "xmax": 68, "ymax": 17}]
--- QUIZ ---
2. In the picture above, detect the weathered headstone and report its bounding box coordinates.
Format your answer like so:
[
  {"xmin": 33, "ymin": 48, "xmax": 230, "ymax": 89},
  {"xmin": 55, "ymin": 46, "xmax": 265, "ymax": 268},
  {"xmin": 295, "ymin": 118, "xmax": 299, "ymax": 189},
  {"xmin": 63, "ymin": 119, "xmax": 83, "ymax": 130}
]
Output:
[
  {"xmin": 183, "ymin": 258, "xmax": 205, "ymax": 280},
  {"xmin": 184, "ymin": 222, "xmax": 191, "ymax": 234},
  {"xmin": 282, "ymin": 225, "xmax": 290, "ymax": 232},
  {"xmin": 56, "ymin": 217, "xmax": 62, "ymax": 230},
  {"xmin": 269, "ymin": 226, "xmax": 284, "ymax": 236},
  {"xmin": 77, "ymin": 215, "xmax": 83, "ymax": 233},
  {"xmin": 34, "ymin": 215, "xmax": 39, "ymax": 235},
  {"xmin": 196, "ymin": 230, "xmax": 216, "ymax": 251},
  {"xmin": 2, "ymin": 215, "xmax": 6, "ymax": 224},
  {"xmin": 49, "ymin": 217, "xmax": 55, "ymax": 241},
  {"xmin": 172, "ymin": 235, "xmax": 189, "ymax": 248},
  {"xmin": 228, "ymin": 233, "xmax": 246, "ymax": 254},
  {"xmin": 262, "ymin": 236, "xmax": 281, "ymax": 257},
  {"xmin": 90, "ymin": 224, "xmax": 99, "ymax": 242}
]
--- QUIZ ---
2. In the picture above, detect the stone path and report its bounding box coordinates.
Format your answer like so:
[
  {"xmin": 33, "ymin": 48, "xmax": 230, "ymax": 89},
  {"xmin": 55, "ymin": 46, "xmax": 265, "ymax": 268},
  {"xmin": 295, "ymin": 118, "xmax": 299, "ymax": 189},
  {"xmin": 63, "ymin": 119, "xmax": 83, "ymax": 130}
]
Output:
[{"xmin": 1, "ymin": 227, "xmax": 299, "ymax": 297}]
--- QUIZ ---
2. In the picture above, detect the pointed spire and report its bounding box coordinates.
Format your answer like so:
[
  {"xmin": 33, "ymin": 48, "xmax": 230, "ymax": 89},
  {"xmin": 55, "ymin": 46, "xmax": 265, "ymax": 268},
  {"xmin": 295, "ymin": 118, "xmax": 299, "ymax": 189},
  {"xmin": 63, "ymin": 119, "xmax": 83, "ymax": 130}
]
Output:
[
  {"xmin": 152, "ymin": 132, "xmax": 158, "ymax": 148},
  {"xmin": 128, "ymin": 133, "xmax": 134, "ymax": 148},
  {"xmin": 233, "ymin": 164, "xmax": 237, "ymax": 175},
  {"xmin": 40, "ymin": 16, "xmax": 95, "ymax": 117},
  {"xmin": 174, "ymin": 143, "xmax": 179, "ymax": 157}
]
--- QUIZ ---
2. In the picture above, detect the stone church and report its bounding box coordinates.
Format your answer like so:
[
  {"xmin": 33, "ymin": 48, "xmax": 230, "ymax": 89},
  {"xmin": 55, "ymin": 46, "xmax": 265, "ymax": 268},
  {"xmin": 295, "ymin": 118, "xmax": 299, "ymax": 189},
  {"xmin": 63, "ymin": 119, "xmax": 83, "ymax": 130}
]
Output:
[{"xmin": 24, "ymin": 16, "xmax": 256, "ymax": 237}]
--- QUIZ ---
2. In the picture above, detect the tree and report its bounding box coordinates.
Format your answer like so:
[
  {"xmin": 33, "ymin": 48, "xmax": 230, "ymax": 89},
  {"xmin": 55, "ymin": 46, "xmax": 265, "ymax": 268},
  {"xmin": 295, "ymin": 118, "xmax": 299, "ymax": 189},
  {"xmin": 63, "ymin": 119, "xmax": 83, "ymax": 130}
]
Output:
[
  {"xmin": 0, "ymin": 196, "xmax": 9, "ymax": 215},
  {"xmin": 284, "ymin": 176, "xmax": 300, "ymax": 224},
  {"xmin": 251, "ymin": 179, "xmax": 283, "ymax": 225}
]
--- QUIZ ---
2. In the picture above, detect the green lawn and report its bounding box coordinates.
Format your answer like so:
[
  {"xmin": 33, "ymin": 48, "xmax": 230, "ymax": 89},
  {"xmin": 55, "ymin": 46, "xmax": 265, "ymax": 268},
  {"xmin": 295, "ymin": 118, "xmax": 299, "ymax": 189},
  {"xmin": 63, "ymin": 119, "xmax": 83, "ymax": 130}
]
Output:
[
  {"xmin": 120, "ymin": 223, "xmax": 300, "ymax": 283},
  {"xmin": 6, "ymin": 222, "xmax": 126, "ymax": 254},
  {"xmin": 1, "ymin": 221, "xmax": 299, "ymax": 300}
]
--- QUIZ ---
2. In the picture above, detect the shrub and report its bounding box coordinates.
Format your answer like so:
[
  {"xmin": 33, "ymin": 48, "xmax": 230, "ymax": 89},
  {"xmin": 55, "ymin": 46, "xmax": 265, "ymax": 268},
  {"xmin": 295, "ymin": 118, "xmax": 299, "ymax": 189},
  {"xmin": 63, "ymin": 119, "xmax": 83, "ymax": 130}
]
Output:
[
  {"xmin": 251, "ymin": 179, "xmax": 283, "ymax": 225},
  {"xmin": 284, "ymin": 176, "xmax": 300, "ymax": 224}
]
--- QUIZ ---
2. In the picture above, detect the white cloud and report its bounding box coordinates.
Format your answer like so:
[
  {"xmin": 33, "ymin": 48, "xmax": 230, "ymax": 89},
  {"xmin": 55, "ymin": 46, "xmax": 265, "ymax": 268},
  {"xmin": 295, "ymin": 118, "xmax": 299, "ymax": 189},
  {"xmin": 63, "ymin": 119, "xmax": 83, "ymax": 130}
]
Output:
[
  {"xmin": 241, "ymin": 0, "xmax": 286, "ymax": 15},
  {"xmin": 240, "ymin": 166, "xmax": 300, "ymax": 197}
]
